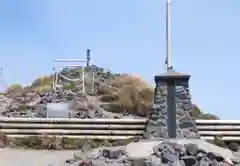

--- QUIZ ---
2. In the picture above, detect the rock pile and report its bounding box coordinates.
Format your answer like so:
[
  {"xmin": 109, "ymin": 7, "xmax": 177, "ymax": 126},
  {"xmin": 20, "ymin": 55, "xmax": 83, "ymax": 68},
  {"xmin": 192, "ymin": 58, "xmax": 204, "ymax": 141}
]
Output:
[
  {"xmin": 0, "ymin": 65, "xmax": 153, "ymax": 119},
  {"xmin": 65, "ymin": 141, "xmax": 235, "ymax": 166},
  {"xmin": 0, "ymin": 91, "xmax": 135, "ymax": 119}
]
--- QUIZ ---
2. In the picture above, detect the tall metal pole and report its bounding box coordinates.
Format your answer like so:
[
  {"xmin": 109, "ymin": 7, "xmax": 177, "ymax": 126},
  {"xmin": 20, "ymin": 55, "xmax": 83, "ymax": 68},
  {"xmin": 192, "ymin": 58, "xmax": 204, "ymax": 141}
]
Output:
[
  {"xmin": 166, "ymin": 0, "xmax": 173, "ymax": 71},
  {"xmin": 0, "ymin": 68, "xmax": 3, "ymax": 92},
  {"xmin": 166, "ymin": 0, "xmax": 176, "ymax": 138}
]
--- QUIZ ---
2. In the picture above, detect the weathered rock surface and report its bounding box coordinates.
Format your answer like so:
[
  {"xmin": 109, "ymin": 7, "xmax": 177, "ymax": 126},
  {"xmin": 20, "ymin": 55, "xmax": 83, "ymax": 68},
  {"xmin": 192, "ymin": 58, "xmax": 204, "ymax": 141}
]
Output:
[
  {"xmin": 65, "ymin": 139, "xmax": 238, "ymax": 166},
  {"xmin": 0, "ymin": 65, "xmax": 150, "ymax": 119},
  {"xmin": 0, "ymin": 91, "xmax": 140, "ymax": 119}
]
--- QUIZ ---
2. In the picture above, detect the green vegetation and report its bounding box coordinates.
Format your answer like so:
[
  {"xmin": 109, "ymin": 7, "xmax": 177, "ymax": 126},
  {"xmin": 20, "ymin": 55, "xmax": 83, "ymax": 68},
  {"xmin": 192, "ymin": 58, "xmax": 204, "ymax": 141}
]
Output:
[
  {"xmin": 7, "ymin": 84, "xmax": 23, "ymax": 92},
  {"xmin": 0, "ymin": 132, "xmax": 139, "ymax": 149},
  {"xmin": 33, "ymin": 84, "xmax": 52, "ymax": 93}
]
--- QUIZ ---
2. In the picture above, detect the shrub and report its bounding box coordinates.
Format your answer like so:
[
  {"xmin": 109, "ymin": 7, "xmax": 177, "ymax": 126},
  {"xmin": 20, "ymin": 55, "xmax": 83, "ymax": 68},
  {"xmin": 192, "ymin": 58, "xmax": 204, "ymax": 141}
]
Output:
[
  {"xmin": 62, "ymin": 83, "xmax": 76, "ymax": 90},
  {"xmin": 0, "ymin": 132, "xmax": 8, "ymax": 148},
  {"xmin": 100, "ymin": 102, "xmax": 123, "ymax": 113},
  {"xmin": 210, "ymin": 137, "xmax": 227, "ymax": 148},
  {"xmin": 62, "ymin": 137, "xmax": 85, "ymax": 149},
  {"xmin": 197, "ymin": 113, "xmax": 219, "ymax": 120},
  {"xmin": 190, "ymin": 105, "xmax": 201, "ymax": 118},
  {"xmin": 23, "ymin": 85, "xmax": 33, "ymax": 92},
  {"xmin": 97, "ymin": 86, "xmax": 116, "ymax": 95},
  {"xmin": 31, "ymin": 76, "xmax": 52, "ymax": 87},
  {"xmin": 10, "ymin": 136, "xmax": 43, "ymax": 149},
  {"xmin": 6, "ymin": 84, "xmax": 23, "ymax": 92},
  {"xmin": 227, "ymin": 142, "xmax": 239, "ymax": 152},
  {"xmin": 33, "ymin": 85, "xmax": 52, "ymax": 93},
  {"xmin": 101, "ymin": 75, "xmax": 153, "ymax": 117},
  {"xmin": 40, "ymin": 134, "xmax": 62, "ymax": 149},
  {"xmin": 99, "ymin": 94, "xmax": 117, "ymax": 102},
  {"xmin": 4, "ymin": 134, "xmax": 140, "ymax": 150}
]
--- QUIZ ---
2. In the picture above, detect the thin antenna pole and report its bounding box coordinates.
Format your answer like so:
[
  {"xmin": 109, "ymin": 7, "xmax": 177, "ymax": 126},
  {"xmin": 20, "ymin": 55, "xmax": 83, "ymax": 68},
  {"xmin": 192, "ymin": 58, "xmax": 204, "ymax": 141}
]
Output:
[
  {"xmin": 166, "ymin": 0, "xmax": 173, "ymax": 71},
  {"xmin": 52, "ymin": 68, "xmax": 55, "ymax": 90},
  {"xmin": 82, "ymin": 67, "xmax": 85, "ymax": 94},
  {"xmin": 86, "ymin": 49, "xmax": 91, "ymax": 67},
  {"xmin": 92, "ymin": 67, "xmax": 95, "ymax": 93},
  {"xmin": 55, "ymin": 72, "xmax": 58, "ymax": 90}
]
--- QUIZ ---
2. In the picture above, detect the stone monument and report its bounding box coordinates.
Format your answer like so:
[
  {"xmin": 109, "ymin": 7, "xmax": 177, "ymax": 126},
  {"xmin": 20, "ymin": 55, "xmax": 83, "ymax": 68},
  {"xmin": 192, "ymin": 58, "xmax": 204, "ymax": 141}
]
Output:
[{"xmin": 144, "ymin": 71, "xmax": 200, "ymax": 139}]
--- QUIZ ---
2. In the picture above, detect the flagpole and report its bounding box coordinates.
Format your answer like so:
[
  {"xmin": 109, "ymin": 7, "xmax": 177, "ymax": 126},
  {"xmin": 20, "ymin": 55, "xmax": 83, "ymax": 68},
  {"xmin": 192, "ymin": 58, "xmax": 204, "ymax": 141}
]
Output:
[{"xmin": 166, "ymin": 0, "xmax": 173, "ymax": 71}]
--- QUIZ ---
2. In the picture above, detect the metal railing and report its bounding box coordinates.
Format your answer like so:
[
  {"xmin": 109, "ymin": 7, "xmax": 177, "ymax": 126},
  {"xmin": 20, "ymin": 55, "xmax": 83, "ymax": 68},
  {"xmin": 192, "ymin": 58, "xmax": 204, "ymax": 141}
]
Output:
[
  {"xmin": 195, "ymin": 120, "xmax": 240, "ymax": 141},
  {"xmin": 0, "ymin": 117, "xmax": 147, "ymax": 140},
  {"xmin": 1, "ymin": 118, "xmax": 240, "ymax": 141}
]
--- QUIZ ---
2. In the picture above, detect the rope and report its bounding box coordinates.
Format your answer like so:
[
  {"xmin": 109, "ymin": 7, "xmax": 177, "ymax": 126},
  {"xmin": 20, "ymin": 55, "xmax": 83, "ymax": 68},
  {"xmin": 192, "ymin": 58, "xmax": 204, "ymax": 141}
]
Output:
[
  {"xmin": 58, "ymin": 72, "xmax": 82, "ymax": 82},
  {"xmin": 54, "ymin": 66, "xmax": 120, "ymax": 93}
]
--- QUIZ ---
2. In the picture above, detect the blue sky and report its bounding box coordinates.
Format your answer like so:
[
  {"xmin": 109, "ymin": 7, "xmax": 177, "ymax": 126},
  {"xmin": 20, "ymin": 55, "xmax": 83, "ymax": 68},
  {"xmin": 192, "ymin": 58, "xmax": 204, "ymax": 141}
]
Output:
[{"xmin": 0, "ymin": 0, "xmax": 239, "ymax": 119}]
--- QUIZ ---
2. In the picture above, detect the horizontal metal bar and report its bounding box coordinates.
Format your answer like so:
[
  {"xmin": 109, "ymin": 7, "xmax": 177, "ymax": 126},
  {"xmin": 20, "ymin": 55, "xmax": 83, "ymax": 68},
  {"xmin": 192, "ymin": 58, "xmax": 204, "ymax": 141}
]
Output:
[
  {"xmin": 6, "ymin": 135, "xmax": 135, "ymax": 140},
  {"xmin": 0, "ymin": 129, "xmax": 144, "ymax": 135},
  {"xmin": 54, "ymin": 59, "xmax": 87, "ymax": 62},
  {"xmin": 196, "ymin": 120, "xmax": 240, "ymax": 125},
  {"xmin": 197, "ymin": 126, "xmax": 240, "ymax": 130},
  {"xmin": 200, "ymin": 136, "xmax": 240, "ymax": 141},
  {"xmin": 60, "ymin": 65, "xmax": 82, "ymax": 67},
  {"xmin": 0, "ymin": 117, "xmax": 148, "ymax": 124},
  {"xmin": 0, "ymin": 123, "xmax": 146, "ymax": 129},
  {"xmin": 198, "ymin": 131, "xmax": 240, "ymax": 136}
]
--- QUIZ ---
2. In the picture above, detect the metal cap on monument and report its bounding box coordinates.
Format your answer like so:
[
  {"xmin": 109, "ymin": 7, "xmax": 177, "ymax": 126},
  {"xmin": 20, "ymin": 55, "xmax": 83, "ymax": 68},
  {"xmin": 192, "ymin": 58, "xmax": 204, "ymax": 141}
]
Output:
[{"xmin": 155, "ymin": 71, "xmax": 190, "ymax": 83}]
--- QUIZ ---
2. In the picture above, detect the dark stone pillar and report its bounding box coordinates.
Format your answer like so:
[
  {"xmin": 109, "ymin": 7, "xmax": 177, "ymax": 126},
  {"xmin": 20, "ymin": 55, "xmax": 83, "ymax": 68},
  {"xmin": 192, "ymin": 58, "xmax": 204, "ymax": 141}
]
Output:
[
  {"xmin": 144, "ymin": 72, "xmax": 199, "ymax": 139},
  {"xmin": 166, "ymin": 79, "xmax": 177, "ymax": 138}
]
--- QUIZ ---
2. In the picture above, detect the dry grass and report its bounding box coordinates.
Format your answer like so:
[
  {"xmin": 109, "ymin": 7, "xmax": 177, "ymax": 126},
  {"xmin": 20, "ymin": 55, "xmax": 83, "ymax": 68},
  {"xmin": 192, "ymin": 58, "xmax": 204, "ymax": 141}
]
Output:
[
  {"xmin": 0, "ymin": 133, "xmax": 139, "ymax": 150},
  {"xmin": 99, "ymin": 74, "xmax": 153, "ymax": 117},
  {"xmin": 33, "ymin": 85, "xmax": 52, "ymax": 93},
  {"xmin": 6, "ymin": 84, "xmax": 23, "ymax": 93},
  {"xmin": 31, "ymin": 76, "xmax": 53, "ymax": 88}
]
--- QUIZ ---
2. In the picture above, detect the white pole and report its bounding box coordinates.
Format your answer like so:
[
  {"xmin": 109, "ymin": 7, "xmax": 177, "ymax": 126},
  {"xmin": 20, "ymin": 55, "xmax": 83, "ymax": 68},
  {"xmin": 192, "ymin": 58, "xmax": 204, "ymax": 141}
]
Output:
[
  {"xmin": 82, "ymin": 67, "xmax": 85, "ymax": 94},
  {"xmin": 52, "ymin": 68, "xmax": 55, "ymax": 90},
  {"xmin": 55, "ymin": 72, "xmax": 59, "ymax": 90},
  {"xmin": 92, "ymin": 68, "xmax": 95, "ymax": 93},
  {"xmin": 166, "ymin": 0, "xmax": 172, "ymax": 71}
]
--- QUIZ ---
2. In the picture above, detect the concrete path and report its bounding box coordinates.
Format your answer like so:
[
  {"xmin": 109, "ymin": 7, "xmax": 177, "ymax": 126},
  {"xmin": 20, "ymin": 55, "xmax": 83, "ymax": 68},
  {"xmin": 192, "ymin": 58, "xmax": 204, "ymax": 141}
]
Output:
[
  {"xmin": 1, "ymin": 139, "xmax": 239, "ymax": 165},
  {"xmin": 0, "ymin": 148, "xmax": 79, "ymax": 166}
]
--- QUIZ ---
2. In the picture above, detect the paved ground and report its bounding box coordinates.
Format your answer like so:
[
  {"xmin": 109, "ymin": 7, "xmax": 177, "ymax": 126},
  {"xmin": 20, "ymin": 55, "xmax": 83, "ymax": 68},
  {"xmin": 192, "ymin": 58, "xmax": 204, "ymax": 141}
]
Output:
[
  {"xmin": 0, "ymin": 148, "xmax": 79, "ymax": 166},
  {"xmin": 1, "ymin": 139, "xmax": 239, "ymax": 165}
]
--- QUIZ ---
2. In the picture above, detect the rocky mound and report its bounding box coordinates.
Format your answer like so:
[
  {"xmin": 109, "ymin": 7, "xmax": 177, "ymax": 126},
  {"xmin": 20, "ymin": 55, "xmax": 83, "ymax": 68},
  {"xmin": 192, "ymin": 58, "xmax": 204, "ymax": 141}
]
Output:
[
  {"xmin": 65, "ymin": 140, "xmax": 237, "ymax": 165},
  {"xmin": 0, "ymin": 65, "xmax": 217, "ymax": 120}
]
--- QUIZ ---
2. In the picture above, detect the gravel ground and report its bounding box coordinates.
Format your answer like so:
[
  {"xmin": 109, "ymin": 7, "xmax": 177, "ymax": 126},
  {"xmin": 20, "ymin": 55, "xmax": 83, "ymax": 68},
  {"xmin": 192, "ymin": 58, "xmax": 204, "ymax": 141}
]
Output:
[
  {"xmin": 126, "ymin": 139, "xmax": 236, "ymax": 164},
  {"xmin": 0, "ymin": 148, "xmax": 79, "ymax": 166}
]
